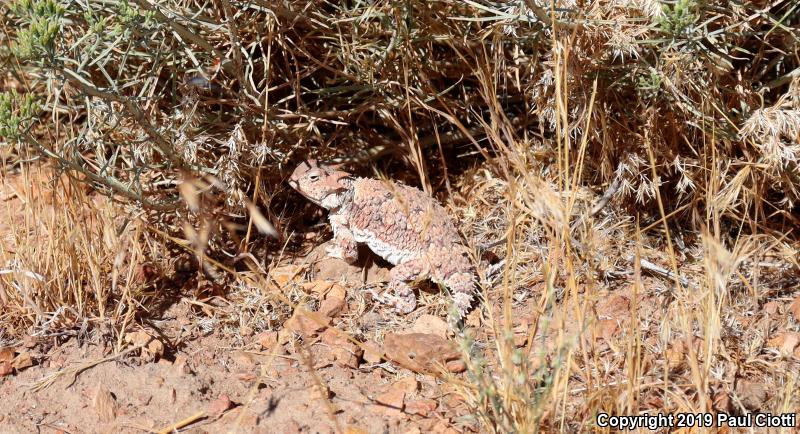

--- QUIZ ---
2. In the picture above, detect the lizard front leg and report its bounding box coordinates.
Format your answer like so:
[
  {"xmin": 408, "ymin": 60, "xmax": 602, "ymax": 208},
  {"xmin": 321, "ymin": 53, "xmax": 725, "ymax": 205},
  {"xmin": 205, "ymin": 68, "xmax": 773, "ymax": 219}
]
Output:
[{"xmin": 326, "ymin": 214, "xmax": 358, "ymax": 264}]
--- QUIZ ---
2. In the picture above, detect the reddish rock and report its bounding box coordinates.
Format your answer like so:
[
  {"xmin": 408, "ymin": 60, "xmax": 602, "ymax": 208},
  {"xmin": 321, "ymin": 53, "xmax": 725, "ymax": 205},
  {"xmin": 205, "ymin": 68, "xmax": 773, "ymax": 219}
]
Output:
[
  {"xmin": 362, "ymin": 342, "xmax": 383, "ymax": 364},
  {"xmin": 321, "ymin": 329, "xmax": 362, "ymax": 368},
  {"xmin": 285, "ymin": 310, "xmax": 329, "ymax": 338},
  {"xmin": 405, "ymin": 399, "xmax": 438, "ymax": 417},
  {"xmin": 0, "ymin": 361, "xmax": 12, "ymax": 376},
  {"xmin": 383, "ymin": 333, "xmax": 463, "ymax": 374},
  {"xmin": 410, "ymin": 315, "xmax": 449, "ymax": 339},
  {"xmin": 256, "ymin": 331, "xmax": 279, "ymax": 350},
  {"xmin": 319, "ymin": 284, "xmax": 347, "ymax": 318},
  {"xmin": 208, "ymin": 394, "xmax": 234, "ymax": 416}
]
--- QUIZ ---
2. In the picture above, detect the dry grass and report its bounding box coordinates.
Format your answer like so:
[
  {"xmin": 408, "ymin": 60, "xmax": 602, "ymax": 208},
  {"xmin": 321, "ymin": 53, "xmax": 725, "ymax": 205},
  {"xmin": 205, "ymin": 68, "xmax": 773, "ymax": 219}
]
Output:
[
  {"xmin": 0, "ymin": 164, "xmax": 163, "ymax": 342},
  {"xmin": 1, "ymin": 0, "xmax": 799, "ymax": 432}
]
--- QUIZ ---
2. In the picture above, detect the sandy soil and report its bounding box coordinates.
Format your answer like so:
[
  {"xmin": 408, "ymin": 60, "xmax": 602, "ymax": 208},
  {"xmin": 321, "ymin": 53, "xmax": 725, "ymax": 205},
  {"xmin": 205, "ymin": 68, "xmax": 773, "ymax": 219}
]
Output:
[{"xmin": 0, "ymin": 249, "xmax": 475, "ymax": 434}]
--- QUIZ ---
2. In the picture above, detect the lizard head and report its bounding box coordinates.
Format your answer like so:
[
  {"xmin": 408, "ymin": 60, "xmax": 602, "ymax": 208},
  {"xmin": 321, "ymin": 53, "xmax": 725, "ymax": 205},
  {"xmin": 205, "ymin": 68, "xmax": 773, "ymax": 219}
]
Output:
[{"xmin": 289, "ymin": 159, "xmax": 352, "ymax": 209}]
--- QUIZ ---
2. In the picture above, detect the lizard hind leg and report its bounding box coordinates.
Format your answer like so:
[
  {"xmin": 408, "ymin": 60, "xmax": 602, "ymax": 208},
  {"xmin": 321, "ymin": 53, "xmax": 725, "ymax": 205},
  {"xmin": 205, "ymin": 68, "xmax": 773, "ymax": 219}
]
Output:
[
  {"xmin": 371, "ymin": 258, "xmax": 429, "ymax": 314},
  {"xmin": 374, "ymin": 280, "xmax": 417, "ymax": 314},
  {"xmin": 445, "ymin": 271, "xmax": 476, "ymax": 320}
]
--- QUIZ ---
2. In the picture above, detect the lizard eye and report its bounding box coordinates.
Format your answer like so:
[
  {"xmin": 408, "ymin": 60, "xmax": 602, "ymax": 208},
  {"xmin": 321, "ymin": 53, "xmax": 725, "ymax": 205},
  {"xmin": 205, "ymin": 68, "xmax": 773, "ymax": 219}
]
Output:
[{"xmin": 308, "ymin": 174, "xmax": 320, "ymax": 182}]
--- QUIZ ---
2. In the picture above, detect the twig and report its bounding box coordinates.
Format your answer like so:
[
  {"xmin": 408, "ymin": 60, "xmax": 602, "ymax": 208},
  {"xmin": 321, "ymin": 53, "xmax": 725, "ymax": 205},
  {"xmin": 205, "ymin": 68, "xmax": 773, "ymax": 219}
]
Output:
[
  {"xmin": 24, "ymin": 134, "xmax": 181, "ymax": 211},
  {"xmin": 28, "ymin": 344, "xmax": 145, "ymax": 392},
  {"xmin": 636, "ymin": 257, "xmax": 690, "ymax": 288},
  {"xmin": 570, "ymin": 164, "xmax": 624, "ymax": 233},
  {"xmin": 156, "ymin": 411, "xmax": 206, "ymax": 434},
  {"xmin": 331, "ymin": 107, "xmax": 533, "ymax": 165},
  {"xmin": 59, "ymin": 67, "xmax": 184, "ymax": 168}
]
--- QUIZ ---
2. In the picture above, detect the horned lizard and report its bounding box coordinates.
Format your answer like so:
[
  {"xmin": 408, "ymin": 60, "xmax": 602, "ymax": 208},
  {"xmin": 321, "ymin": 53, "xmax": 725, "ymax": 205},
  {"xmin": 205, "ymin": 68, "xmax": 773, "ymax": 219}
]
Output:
[{"xmin": 289, "ymin": 159, "xmax": 476, "ymax": 318}]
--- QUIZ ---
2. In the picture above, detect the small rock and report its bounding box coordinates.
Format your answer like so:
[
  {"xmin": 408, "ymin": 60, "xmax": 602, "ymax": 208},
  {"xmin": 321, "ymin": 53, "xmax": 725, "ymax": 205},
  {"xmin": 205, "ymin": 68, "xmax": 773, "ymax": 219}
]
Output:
[
  {"xmin": 256, "ymin": 331, "xmax": 279, "ymax": 350},
  {"xmin": 734, "ymin": 380, "xmax": 767, "ymax": 411},
  {"xmin": 319, "ymin": 284, "xmax": 347, "ymax": 318},
  {"xmin": 208, "ymin": 394, "xmax": 234, "ymax": 416},
  {"xmin": 173, "ymin": 354, "xmax": 191, "ymax": 375},
  {"xmin": 375, "ymin": 385, "xmax": 405, "ymax": 414},
  {"xmin": 0, "ymin": 361, "xmax": 12, "ymax": 376},
  {"xmin": 383, "ymin": 333, "xmax": 463, "ymax": 374},
  {"xmin": 410, "ymin": 315, "xmax": 449, "ymax": 339},
  {"xmin": 93, "ymin": 386, "xmax": 118, "ymax": 423},
  {"xmin": 405, "ymin": 399, "xmax": 438, "ymax": 417},
  {"xmin": 12, "ymin": 352, "xmax": 33, "ymax": 370},
  {"xmin": 767, "ymin": 332, "xmax": 800, "ymax": 357},
  {"xmin": 320, "ymin": 329, "xmax": 362, "ymax": 369},
  {"xmin": 285, "ymin": 310, "xmax": 329, "ymax": 338},
  {"xmin": 0, "ymin": 347, "xmax": 14, "ymax": 363},
  {"xmin": 362, "ymin": 342, "xmax": 383, "ymax": 364}
]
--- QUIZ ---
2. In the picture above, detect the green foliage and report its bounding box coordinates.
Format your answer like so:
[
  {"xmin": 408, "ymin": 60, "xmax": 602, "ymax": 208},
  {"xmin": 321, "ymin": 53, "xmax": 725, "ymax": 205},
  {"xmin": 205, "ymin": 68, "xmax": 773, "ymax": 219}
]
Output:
[
  {"xmin": 116, "ymin": 0, "xmax": 156, "ymax": 30},
  {"xmin": 0, "ymin": 90, "xmax": 40, "ymax": 141},
  {"xmin": 9, "ymin": 0, "xmax": 64, "ymax": 60},
  {"xmin": 636, "ymin": 68, "xmax": 663, "ymax": 101},
  {"xmin": 658, "ymin": 0, "xmax": 699, "ymax": 39}
]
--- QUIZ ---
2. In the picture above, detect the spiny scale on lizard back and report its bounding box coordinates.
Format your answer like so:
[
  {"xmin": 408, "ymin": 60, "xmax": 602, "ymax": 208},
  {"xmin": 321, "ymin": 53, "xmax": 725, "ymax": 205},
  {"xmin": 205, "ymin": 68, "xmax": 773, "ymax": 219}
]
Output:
[{"xmin": 349, "ymin": 179, "xmax": 463, "ymax": 253}]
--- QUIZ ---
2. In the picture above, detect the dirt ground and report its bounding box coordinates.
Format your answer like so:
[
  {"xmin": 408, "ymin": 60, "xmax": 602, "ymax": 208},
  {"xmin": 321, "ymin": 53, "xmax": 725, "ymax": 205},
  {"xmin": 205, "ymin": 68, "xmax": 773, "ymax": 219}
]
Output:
[{"xmin": 0, "ymin": 246, "xmax": 476, "ymax": 434}]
